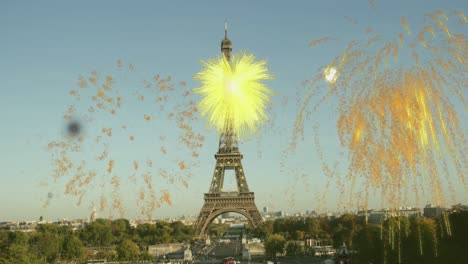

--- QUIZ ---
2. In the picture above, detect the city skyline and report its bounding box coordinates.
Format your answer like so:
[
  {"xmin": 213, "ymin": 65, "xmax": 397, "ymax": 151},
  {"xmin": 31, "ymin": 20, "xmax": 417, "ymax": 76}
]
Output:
[{"xmin": 1, "ymin": 0, "xmax": 467, "ymax": 222}]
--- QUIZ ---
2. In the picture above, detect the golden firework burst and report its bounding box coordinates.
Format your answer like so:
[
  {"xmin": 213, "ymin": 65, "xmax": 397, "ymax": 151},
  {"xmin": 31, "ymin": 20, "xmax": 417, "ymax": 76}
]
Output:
[{"xmin": 194, "ymin": 52, "xmax": 274, "ymax": 138}]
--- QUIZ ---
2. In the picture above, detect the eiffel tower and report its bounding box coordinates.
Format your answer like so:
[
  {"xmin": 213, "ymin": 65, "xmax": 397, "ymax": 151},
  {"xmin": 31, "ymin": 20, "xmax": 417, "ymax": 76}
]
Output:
[{"xmin": 194, "ymin": 22, "xmax": 263, "ymax": 237}]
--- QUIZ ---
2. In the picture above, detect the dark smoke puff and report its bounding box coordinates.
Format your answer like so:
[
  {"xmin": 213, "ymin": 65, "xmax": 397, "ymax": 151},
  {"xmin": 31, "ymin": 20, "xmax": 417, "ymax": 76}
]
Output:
[{"xmin": 67, "ymin": 120, "xmax": 81, "ymax": 137}]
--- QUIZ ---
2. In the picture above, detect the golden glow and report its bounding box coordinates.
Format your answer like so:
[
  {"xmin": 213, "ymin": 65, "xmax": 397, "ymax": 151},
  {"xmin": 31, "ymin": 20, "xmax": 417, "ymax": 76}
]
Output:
[
  {"xmin": 193, "ymin": 53, "xmax": 274, "ymax": 138},
  {"xmin": 324, "ymin": 66, "xmax": 338, "ymax": 83}
]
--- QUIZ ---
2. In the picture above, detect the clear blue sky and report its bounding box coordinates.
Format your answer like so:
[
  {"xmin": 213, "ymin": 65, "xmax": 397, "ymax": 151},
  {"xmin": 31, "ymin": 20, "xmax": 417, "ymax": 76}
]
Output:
[{"xmin": 1, "ymin": 0, "xmax": 466, "ymax": 221}]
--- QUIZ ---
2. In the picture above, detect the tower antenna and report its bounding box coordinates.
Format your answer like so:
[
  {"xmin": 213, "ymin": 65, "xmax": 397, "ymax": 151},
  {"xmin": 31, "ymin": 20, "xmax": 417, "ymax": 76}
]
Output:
[
  {"xmin": 224, "ymin": 19, "xmax": 228, "ymax": 38},
  {"xmin": 221, "ymin": 19, "xmax": 232, "ymax": 60}
]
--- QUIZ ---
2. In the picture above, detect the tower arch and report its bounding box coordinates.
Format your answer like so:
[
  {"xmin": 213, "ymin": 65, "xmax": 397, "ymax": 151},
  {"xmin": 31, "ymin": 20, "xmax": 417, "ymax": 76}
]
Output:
[{"xmin": 198, "ymin": 208, "xmax": 258, "ymax": 236}]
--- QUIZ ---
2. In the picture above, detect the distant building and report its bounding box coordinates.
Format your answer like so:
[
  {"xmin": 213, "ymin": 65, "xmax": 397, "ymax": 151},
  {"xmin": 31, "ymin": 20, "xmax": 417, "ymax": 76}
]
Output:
[
  {"xmin": 396, "ymin": 207, "xmax": 422, "ymax": 218},
  {"xmin": 451, "ymin": 203, "xmax": 468, "ymax": 212},
  {"xmin": 54, "ymin": 219, "xmax": 87, "ymax": 231},
  {"xmin": 306, "ymin": 238, "xmax": 331, "ymax": 248},
  {"xmin": 9, "ymin": 221, "xmax": 37, "ymax": 232},
  {"xmin": 148, "ymin": 243, "xmax": 185, "ymax": 258},
  {"xmin": 263, "ymin": 206, "xmax": 268, "ymax": 213},
  {"xmin": 273, "ymin": 211, "xmax": 284, "ymax": 217},
  {"xmin": 180, "ymin": 219, "xmax": 196, "ymax": 226},
  {"xmin": 314, "ymin": 246, "xmax": 335, "ymax": 257},
  {"xmin": 229, "ymin": 223, "xmax": 245, "ymax": 229},
  {"xmin": 244, "ymin": 242, "xmax": 265, "ymax": 256},
  {"xmin": 368, "ymin": 211, "xmax": 387, "ymax": 224},
  {"xmin": 293, "ymin": 213, "xmax": 303, "ymax": 217},
  {"xmin": 222, "ymin": 212, "xmax": 231, "ymax": 219},
  {"xmin": 357, "ymin": 209, "xmax": 374, "ymax": 224},
  {"xmin": 0, "ymin": 222, "xmax": 11, "ymax": 230},
  {"xmin": 214, "ymin": 217, "xmax": 225, "ymax": 224},
  {"xmin": 90, "ymin": 207, "xmax": 97, "ymax": 222},
  {"xmin": 305, "ymin": 210, "xmax": 317, "ymax": 216},
  {"xmin": 368, "ymin": 207, "xmax": 421, "ymax": 224},
  {"xmin": 306, "ymin": 237, "xmax": 333, "ymax": 257},
  {"xmin": 424, "ymin": 204, "xmax": 445, "ymax": 218}
]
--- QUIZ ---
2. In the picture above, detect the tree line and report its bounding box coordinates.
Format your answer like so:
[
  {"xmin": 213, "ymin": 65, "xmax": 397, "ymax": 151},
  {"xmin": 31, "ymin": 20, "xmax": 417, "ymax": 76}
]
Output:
[
  {"xmin": 1, "ymin": 211, "xmax": 467, "ymax": 263},
  {"xmin": 258, "ymin": 211, "xmax": 468, "ymax": 263},
  {"xmin": 0, "ymin": 219, "xmax": 194, "ymax": 263}
]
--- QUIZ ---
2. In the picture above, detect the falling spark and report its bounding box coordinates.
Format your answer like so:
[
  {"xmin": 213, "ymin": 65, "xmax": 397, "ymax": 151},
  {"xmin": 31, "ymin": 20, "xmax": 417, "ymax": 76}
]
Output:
[
  {"xmin": 146, "ymin": 159, "xmax": 153, "ymax": 167},
  {"xmin": 160, "ymin": 190, "xmax": 172, "ymax": 205},
  {"xmin": 453, "ymin": 10, "xmax": 467, "ymax": 23},
  {"xmin": 309, "ymin": 37, "xmax": 334, "ymax": 48},
  {"xmin": 402, "ymin": 17, "xmax": 411, "ymax": 35},
  {"xmin": 107, "ymin": 160, "xmax": 114, "ymax": 174},
  {"xmin": 102, "ymin": 128, "xmax": 112, "ymax": 137},
  {"xmin": 179, "ymin": 161, "xmax": 186, "ymax": 170}
]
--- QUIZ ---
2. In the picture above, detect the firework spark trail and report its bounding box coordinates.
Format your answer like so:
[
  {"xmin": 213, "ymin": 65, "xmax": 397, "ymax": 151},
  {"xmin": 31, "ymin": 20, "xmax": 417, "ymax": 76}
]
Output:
[
  {"xmin": 402, "ymin": 17, "xmax": 411, "ymax": 36},
  {"xmin": 309, "ymin": 37, "xmax": 335, "ymax": 48},
  {"xmin": 453, "ymin": 10, "xmax": 468, "ymax": 24},
  {"xmin": 46, "ymin": 58, "xmax": 205, "ymax": 219},
  {"xmin": 293, "ymin": 10, "xmax": 467, "ymax": 215}
]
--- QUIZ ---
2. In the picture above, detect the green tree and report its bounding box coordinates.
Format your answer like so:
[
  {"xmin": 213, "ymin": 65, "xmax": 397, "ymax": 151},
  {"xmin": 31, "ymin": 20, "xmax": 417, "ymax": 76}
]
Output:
[
  {"xmin": 170, "ymin": 221, "xmax": 194, "ymax": 242},
  {"xmin": 304, "ymin": 217, "xmax": 321, "ymax": 237},
  {"xmin": 111, "ymin": 219, "xmax": 132, "ymax": 243},
  {"xmin": 80, "ymin": 219, "xmax": 114, "ymax": 246},
  {"xmin": 285, "ymin": 242, "xmax": 303, "ymax": 256},
  {"xmin": 436, "ymin": 211, "xmax": 468, "ymax": 263},
  {"xmin": 161, "ymin": 225, "xmax": 174, "ymax": 243},
  {"xmin": 116, "ymin": 239, "xmax": 140, "ymax": 260},
  {"xmin": 62, "ymin": 235, "xmax": 85, "ymax": 261},
  {"xmin": 294, "ymin": 230, "xmax": 305, "ymax": 240},
  {"xmin": 252, "ymin": 221, "xmax": 273, "ymax": 240},
  {"xmin": 58, "ymin": 225, "xmax": 74, "ymax": 236},
  {"xmin": 264, "ymin": 234, "xmax": 286, "ymax": 264},
  {"xmin": 0, "ymin": 231, "xmax": 43, "ymax": 264},
  {"xmin": 135, "ymin": 223, "xmax": 158, "ymax": 245},
  {"xmin": 400, "ymin": 217, "xmax": 438, "ymax": 264},
  {"xmin": 2, "ymin": 243, "xmax": 44, "ymax": 264},
  {"xmin": 352, "ymin": 223, "xmax": 383, "ymax": 263},
  {"xmin": 264, "ymin": 221, "xmax": 274, "ymax": 235},
  {"xmin": 331, "ymin": 214, "xmax": 359, "ymax": 248},
  {"xmin": 273, "ymin": 219, "xmax": 285, "ymax": 234},
  {"xmin": 31, "ymin": 231, "xmax": 62, "ymax": 263},
  {"xmin": 252, "ymin": 225, "xmax": 267, "ymax": 240},
  {"xmin": 303, "ymin": 245, "xmax": 315, "ymax": 256}
]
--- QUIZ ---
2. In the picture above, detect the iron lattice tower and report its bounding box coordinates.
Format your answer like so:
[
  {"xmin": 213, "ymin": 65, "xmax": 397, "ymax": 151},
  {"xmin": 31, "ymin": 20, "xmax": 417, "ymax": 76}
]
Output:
[{"xmin": 194, "ymin": 22, "xmax": 263, "ymax": 237}]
